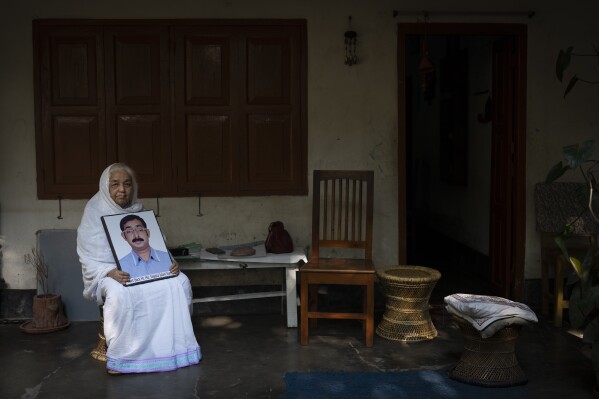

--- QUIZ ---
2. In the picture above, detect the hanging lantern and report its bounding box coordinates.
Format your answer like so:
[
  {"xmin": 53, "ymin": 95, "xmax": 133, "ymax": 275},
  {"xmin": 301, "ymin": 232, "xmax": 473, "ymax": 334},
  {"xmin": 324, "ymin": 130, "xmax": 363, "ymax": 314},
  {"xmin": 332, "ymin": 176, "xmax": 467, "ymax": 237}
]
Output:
[{"xmin": 344, "ymin": 16, "xmax": 357, "ymax": 66}]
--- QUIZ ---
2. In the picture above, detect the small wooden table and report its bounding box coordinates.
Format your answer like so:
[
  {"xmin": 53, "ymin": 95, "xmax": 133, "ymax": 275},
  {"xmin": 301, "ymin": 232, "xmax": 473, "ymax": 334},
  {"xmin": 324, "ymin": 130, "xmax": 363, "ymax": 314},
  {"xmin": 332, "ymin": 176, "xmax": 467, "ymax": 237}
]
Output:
[{"xmin": 178, "ymin": 249, "xmax": 307, "ymax": 328}]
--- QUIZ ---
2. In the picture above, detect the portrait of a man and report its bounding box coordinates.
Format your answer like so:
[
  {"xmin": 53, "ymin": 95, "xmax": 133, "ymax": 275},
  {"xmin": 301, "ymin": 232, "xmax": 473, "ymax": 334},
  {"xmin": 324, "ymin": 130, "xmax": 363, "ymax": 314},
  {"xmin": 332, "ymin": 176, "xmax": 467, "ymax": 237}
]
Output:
[
  {"xmin": 101, "ymin": 210, "xmax": 176, "ymax": 286},
  {"xmin": 118, "ymin": 214, "xmax": 172, "ymax": 278}
]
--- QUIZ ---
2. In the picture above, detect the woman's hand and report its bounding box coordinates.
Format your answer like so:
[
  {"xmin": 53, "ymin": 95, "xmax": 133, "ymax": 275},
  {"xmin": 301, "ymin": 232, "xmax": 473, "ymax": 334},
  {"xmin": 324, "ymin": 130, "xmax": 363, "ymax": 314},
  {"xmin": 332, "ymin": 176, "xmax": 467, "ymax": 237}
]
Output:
[
  {"xmin": 107, "ymin": 268, "xmax": 130, "ymax": 285},
  {"xmin": 170, "ymin": 259, "xmax": 180, "ymax": 275}
]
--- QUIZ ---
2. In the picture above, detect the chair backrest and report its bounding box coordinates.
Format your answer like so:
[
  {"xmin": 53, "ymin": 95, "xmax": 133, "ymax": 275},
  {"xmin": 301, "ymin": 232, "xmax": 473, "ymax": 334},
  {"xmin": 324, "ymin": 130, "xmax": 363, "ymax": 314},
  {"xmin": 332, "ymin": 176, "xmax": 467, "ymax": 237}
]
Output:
[
  {"xmin": 311, "ymin": 170, "xmax": 374, "ymax": 261},
  {"xmin": 534, "ymin": 182, "xmax": 599, "ymax": 234}
]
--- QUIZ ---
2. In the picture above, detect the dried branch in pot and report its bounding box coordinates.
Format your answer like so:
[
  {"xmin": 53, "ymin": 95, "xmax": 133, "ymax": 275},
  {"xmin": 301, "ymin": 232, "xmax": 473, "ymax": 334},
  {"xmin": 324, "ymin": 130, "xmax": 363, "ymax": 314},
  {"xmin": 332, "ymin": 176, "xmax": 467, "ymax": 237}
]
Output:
[{"xmin": 24, "ymin": 248, "xmax": 48, "ymax": 296}]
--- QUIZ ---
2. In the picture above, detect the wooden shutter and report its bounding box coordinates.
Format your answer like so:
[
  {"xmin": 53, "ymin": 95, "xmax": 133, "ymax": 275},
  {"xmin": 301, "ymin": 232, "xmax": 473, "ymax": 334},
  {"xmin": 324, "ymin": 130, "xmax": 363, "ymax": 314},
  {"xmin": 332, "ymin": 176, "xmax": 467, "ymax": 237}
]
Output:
[
  {"xmin": 240, "ymin": 26, "xmax": 304, "ymax": 194},
  {"xmin": 34, "ymin": 20, "xmax": 307, "ymax": 199},
  {"xmin": 174, "ymin": 26, "xmax": 238, "ymax": 194},
  {"xmin": 104, "ymin": 26, "xmax": 172, "ymax": 197},
  {"xmin": 35, "ymin": 25, "xmax": 106, "ymax": 198}
]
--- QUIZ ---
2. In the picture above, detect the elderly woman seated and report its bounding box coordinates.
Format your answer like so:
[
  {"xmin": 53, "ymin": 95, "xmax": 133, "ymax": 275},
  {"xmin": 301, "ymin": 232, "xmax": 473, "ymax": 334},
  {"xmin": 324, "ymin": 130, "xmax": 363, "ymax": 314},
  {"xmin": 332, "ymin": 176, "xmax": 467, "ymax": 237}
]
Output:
[{"xmin": 77, "ymin": 163, "xmax": 201, "ymax": 374}]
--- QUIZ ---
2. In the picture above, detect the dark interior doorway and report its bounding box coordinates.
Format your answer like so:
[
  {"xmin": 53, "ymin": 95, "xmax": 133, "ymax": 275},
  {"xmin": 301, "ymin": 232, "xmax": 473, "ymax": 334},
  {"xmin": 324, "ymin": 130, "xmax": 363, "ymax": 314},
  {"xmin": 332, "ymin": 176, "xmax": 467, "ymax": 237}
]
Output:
[{"xmin": 397, "ymin": 24, "xmax": 527, "ymax": 302}]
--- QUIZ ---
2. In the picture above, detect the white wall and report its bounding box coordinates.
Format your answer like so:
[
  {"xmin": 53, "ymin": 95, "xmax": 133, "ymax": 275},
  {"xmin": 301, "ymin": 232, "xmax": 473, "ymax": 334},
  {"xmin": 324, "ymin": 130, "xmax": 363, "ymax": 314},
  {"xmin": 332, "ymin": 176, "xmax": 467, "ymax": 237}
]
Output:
[{"xmin": 1, "ymin": 0, "xmax": 599, "ymax": 289}]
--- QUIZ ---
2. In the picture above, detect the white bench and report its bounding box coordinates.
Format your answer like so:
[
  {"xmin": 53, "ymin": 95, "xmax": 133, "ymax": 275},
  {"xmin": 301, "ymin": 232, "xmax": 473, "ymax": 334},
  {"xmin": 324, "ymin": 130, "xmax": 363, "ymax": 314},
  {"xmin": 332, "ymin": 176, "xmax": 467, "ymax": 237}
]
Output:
[{"xmin": 177, "ymin": 248, "xmax": 307, "ymax": 328}]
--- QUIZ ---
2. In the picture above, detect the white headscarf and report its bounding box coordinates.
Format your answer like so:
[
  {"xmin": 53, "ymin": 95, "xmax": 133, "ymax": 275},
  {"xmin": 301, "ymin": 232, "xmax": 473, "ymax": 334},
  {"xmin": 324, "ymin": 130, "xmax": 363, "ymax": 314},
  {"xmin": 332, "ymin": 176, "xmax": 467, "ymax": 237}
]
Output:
[{"xmin": 77, "ymin": 163, "xmax": 143, "ymax": 302}]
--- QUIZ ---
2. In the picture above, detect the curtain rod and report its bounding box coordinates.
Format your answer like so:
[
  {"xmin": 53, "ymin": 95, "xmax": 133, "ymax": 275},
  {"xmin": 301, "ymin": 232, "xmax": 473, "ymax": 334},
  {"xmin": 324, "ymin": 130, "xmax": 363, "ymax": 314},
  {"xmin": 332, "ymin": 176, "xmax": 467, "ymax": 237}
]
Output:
[{"xmin": 393, "ymin": 10, "xmax": 535, "ymax": 19}]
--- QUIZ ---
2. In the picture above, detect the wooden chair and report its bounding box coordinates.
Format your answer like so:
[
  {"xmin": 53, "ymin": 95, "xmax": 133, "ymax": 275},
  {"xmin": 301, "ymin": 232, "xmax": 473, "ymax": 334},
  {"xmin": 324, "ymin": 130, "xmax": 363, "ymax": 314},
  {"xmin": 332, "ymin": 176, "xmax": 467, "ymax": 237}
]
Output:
[
  {"xmin": 534, "ymin": 182, "xmax": 599, "ymax": 326},
  {"xmin": 300, "ymin": 170, "xmax": 375, "ymax": 347},
  {"xmin": 545, "ymin": 235, "xmax": 597, "ymax": 327}
]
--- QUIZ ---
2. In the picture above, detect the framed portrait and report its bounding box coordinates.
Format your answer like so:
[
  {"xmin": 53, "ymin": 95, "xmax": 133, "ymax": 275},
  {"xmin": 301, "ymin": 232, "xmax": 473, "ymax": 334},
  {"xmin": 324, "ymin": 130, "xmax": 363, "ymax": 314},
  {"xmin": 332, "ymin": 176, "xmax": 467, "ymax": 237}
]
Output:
[{"xmin": 101, "ymin": 210, "xmax": 176, "ymax": 286}]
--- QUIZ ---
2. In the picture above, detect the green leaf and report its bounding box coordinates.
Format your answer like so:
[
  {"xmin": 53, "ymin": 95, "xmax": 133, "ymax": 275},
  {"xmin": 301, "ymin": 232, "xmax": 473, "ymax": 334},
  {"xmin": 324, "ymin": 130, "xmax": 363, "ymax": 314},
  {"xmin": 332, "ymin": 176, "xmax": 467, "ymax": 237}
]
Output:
[
  {"xmin": 592, "ymin": 194, "xmax": 599, "ymax": 215},
  {"xmin": 555, "ymin": 227, "xmax": 576, "ymax": 247},
  {"xmin": 582, "ymin": 248, "xmax": 599, "ymax": 274},
  {"xmin": 554, "ymin": 234, "xmax": 585, "ymax": 279},
  {"xmin": 587, "ymin": 284, "xmax": 599, "ymax": 298},
  {"xmin": 563, "ymin": 224, "xmax": 576, "ymax": 236},
  {"xmin": 563, "ymin": 141, "xmax": 595, "ymax": 168},
  {"xmin": 564, "ymin": 74, "xmax": 579, "ymax": 98},
  {"xmin": 569, "ymin": 256, "xmax": 583, "ymax": 278},
  {"xmin": 569, "ymin": 286, "xmax": 588, "ymax": 328},
  {"xmin": 570, "ymin": 284, "xmax": 599, "ymax": 330},
  {"xmin": 556, "ymin": 47, "xmax": 573, "ymax": 82},
  {"xmin": 554, "ymin": 233, "xmax": 569, "ymax": 255},
  {"xmin": 592, "ymin": 339, "xmax": 599, "ymax": 372},
  {"xmin": 545, "ymin": 161, "xmax": 569, "ymax": 183},
  {"xmin": 584, "ymin": 318, "xmax": 599, "ymax": 345},
  {"xmin": 578, "ymin": 140, "xmax": 596, "ymax": 162},
  {"xmin": 566, "ymin": 270, "xmax": 581, "ymax": 286}
]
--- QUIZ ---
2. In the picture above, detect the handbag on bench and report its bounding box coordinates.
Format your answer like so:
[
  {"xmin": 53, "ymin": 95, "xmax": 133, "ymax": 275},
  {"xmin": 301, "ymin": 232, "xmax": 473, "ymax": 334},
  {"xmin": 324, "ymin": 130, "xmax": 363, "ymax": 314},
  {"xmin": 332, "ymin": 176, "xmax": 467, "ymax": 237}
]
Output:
[{"xmin": 265, "ymin": 221, "xmax": 294, "ymax": 254}]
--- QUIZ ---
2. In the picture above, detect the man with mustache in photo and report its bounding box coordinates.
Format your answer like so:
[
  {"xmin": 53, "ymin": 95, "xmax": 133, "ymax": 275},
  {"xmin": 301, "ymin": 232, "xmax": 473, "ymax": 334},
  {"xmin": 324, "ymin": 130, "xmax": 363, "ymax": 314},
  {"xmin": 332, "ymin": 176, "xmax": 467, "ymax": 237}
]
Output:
[{"xmin": 118, "ymin": 214, "xmax": 172, "ymax": 279}]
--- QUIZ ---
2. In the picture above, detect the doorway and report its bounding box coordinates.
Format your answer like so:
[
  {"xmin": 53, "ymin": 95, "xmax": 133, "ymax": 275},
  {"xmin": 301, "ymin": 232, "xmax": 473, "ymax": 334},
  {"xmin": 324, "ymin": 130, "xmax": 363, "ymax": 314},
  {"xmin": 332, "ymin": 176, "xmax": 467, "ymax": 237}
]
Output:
[{"xmin": 397, "ymin": 24, "xmax": 527, "ymax": 301}]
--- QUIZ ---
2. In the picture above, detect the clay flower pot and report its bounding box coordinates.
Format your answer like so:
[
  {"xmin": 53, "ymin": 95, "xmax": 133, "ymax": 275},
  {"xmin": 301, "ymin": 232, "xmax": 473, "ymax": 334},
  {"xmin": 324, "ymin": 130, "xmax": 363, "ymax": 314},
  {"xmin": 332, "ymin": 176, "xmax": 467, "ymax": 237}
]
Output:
[{"xmin": 20, "ymin": 293, "xmax": 69, "ymax": 333}]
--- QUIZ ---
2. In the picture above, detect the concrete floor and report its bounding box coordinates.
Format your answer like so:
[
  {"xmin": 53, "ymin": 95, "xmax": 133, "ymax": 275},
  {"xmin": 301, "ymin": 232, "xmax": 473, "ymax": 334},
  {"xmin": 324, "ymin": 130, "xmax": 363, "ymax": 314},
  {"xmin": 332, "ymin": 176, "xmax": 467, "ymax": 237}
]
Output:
[{"xmin": 0, "ymin": 305, "xmax": 596, "ymax": 399}]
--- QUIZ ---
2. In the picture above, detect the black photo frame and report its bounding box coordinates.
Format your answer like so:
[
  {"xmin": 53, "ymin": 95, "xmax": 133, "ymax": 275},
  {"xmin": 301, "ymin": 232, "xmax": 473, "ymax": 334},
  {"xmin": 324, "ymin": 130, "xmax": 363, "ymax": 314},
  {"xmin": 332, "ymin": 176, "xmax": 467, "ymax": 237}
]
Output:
[{"xmin": 101, "ymin": 210, "xmax": 176, "ymax": 286}]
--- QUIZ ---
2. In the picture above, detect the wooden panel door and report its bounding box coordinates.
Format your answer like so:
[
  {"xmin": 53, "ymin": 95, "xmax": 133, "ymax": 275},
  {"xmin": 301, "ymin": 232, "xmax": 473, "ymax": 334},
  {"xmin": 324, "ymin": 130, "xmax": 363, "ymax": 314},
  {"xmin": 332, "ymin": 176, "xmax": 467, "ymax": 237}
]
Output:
[
  {"xmin": 489, "ymin": 37, "xmax": 516, "ymax": 298},
  {"xmin": 36, "ymin": 25, "xmax": 106, "ymax": 198},
  {"xmin": 239, "ymin": 26, "xmax": 304, "ymax": 194},
  {"xmin": 173, "ymin": 27, "xmax": 237, "ymax": 194},
  {"xmin": 104, "ymin": 26, "xmax": 172, "ymax": 197}
]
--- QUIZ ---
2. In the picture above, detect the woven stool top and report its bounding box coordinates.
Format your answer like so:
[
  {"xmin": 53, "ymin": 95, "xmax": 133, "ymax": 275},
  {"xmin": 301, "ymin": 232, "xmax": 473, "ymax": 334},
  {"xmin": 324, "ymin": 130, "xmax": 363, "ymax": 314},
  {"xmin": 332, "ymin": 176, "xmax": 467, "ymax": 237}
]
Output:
[{"xmin": 377, "ymin": 265, "xmax": 441, "ymax": 283}]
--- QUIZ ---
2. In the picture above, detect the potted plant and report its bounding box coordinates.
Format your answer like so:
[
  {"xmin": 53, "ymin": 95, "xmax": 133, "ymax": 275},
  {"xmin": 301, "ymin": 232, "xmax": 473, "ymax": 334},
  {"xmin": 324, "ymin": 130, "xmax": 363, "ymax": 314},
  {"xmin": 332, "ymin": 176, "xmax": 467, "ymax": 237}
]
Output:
[
  {"xmin": 555, "ymin": 45, "xmax": 599, "ymax": 98},
  {"xmin": 21, "ymin": 247, "xmax": 69, "ymax": 333},
  {"xmin": 548, "ymin": 45, "xmax": 599, "ymax": 395}
]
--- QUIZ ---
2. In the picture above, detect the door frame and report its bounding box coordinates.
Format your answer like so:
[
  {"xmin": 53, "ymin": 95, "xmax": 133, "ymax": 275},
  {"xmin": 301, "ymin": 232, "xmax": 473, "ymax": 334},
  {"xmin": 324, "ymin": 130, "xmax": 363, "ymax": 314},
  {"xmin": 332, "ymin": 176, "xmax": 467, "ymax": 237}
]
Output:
[{"xmin": 397, "ymin": 23, "xmax": 527, "ymax": 299}]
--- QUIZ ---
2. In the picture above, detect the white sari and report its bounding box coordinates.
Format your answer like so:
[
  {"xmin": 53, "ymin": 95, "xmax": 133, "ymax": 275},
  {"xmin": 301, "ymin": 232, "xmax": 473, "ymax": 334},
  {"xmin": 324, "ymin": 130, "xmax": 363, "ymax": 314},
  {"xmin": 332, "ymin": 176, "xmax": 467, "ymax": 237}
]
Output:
[{"xmin": 77, "ymin": 164, "xmax": 201, "ymax": 373}]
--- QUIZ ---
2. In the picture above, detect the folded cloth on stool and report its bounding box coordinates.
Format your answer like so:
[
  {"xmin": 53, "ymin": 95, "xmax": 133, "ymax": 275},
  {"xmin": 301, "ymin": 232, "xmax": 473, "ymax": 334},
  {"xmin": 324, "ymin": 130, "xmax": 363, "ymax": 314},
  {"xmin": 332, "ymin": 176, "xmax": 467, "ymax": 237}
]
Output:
[{"xmin": 444, "ymin": 294, "xmax": 538, "ymax": 338}]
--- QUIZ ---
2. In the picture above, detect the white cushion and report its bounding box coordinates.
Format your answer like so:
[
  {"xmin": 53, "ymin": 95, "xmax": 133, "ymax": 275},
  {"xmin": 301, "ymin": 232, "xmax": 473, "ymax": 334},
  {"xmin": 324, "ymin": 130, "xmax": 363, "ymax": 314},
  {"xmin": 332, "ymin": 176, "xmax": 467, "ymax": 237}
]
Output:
[{"xmin": 444, "ymin": 293, "xmax": 538, "ymax": 338}]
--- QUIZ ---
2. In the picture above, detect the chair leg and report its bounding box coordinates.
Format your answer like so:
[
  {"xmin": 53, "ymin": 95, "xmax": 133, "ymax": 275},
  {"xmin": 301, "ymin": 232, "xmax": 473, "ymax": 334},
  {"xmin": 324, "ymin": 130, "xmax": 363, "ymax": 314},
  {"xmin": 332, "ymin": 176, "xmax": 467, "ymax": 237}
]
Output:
[
  {"xmin": 309, "ymin": 285, "xmax": 318, "ymax": 329},
  {"xmin": 361, "ymin": 286, "xmax": 366, "ymax": 332},
  {"xmin": 541, "ymin": 254, "xmax": 550, "ymax": 316},
  {"xmin": 300, "ymin": 274, "xmax": 309, "ymax": 345},
  {"xmin": 365, "ymin": 280, "xmax": 374, "ymax": 347},
  {"xmin": 554, "ymin": 255, "xmax": 565, "ymax": 327}
]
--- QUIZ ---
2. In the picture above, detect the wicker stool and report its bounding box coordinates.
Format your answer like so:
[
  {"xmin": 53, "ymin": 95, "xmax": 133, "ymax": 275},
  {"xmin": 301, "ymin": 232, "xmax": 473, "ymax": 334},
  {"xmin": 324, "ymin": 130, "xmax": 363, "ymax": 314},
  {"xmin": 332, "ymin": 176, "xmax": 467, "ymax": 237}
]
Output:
[
  {"xmin": 449, "ymin": 315, "xmax": 527, "ymax": 387},
  {"xmin": 376, "ymin": 265, "xmax": 441, "ymax": 342},
  {"xmin": 90, "ymin": 306, "xmax": 107, "ymax": 362}
]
